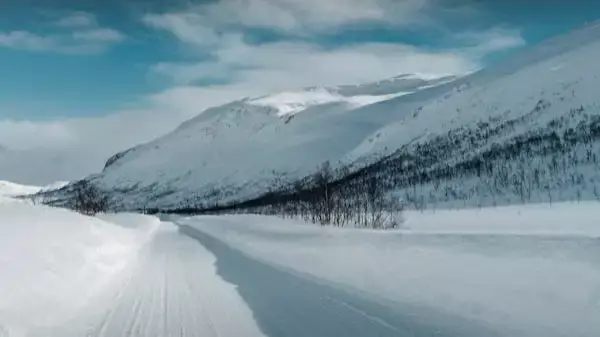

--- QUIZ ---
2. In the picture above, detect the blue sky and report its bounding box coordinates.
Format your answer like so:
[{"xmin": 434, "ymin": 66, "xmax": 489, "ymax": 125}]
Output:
[
  {"xmin": 2, "ymin": 0, "xmax": 599, "ymax": 121},
  {"xmin": 1, "ymin": 0, "xmax": 600, "ymax": 184}
]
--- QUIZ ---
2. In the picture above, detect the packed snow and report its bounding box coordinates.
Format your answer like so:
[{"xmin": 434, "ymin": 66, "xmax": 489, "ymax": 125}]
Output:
[
  {"xmin": 178, "ymin": 222, "xmax": 503, "ymax": 337},
  {"xmin": 180, "ymin": 202, "xmax": 600, "ymax": 337},
  {"xmin": 0, "ymin": 199, "xmax": 159, "ymax": 335},
  {"xmin": 50, "ymin": 222, "xmax": 266, "ymax": 337},
  {"xmin": 0, "ymin": 195, "xmax": 263, "ymax": 337},
  {"xmin": 400, "ymin": 202, "xmax": 600, "ymax": 237}
]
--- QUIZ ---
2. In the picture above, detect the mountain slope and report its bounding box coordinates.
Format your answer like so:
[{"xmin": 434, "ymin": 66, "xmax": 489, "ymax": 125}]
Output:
[
  {"xmin": 64, "ymin": 22, "xmax": 600, "ymax": 211},
  {"xmin": 75, "ymin": 74, "xmax": 454, "ymax": 210}
]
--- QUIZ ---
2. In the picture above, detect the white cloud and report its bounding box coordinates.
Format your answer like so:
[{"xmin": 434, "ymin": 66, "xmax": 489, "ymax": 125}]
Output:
[
  {"xmin": 143, "ymin": 2, "xmax": 524, "ymax": 90},
  {"xmin": 455, "ymin": 27, "xmax": 526, "ymax": 56},
  {"xmin": 149, "ymin": 85, "xmax": 257, "ymax": 116},
  {"xmin": 0, "ymin": 12, "xmax": 125, "ymax": 54},
  {"xmin": 72, "ymin": 28, "xmax": 126, "ymax": 43},
  {"xmin": 151, "ymin": 62, "xmax": 231, "ymax": 84},
  {"xmin": 55, "ymin": 11, "xmax": 97, "ymax": 28},
  {"xmin": 0, "ymin": 112, "xmax": 181, "ymax": 184},
  {"xmin": 144, "ymin": 0, "xmax": 431, "ymax": 36},
  {"xmin": 0, "ymin": 31, "xmax": 58, "ymax": 51},
  {"xmin": 142, "ymin": 13, "xmax": 219, "ymax": 46},
  {"xmin": 153, "ymin": 39, "xmax": 476, "ymax": 91},
  {"xmin": 0, "ymin": 87, "xmax": 253, "ymax": 184}
]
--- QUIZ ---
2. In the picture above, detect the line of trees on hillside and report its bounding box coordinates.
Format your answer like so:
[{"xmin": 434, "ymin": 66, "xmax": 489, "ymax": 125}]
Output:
[
  {"xmin": 161, "ymin": 161, "xmax": 405, "ymax": 229},
  {"xmin": 161, "ymin": 104, "xmax": 600, "ymax": 225},
  {"xmin": 44, "ymin": 102, "xmax": 600, "ymax": 228}
]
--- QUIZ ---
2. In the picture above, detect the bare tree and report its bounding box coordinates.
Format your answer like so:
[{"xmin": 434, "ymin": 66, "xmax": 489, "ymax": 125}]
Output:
[{"xmin": 70, "ymin": 181, "xmax": 109, "ymax": 216}]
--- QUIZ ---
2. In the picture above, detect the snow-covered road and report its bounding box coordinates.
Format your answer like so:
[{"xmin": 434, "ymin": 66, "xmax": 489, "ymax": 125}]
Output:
[
  {"xmin": 46, "ymin": 222, "xmax": 266, "ymax": 337},
  {"xmin": 59, "ymin": 221, "xmax": 499, "ymax": 337},
  {"xmin": 179, "ymin": 211, "xmax": 600, "ymax": 337},
  {"xmin": 178, "ymin": 224, "xmax": 502, "ymax": 337}
]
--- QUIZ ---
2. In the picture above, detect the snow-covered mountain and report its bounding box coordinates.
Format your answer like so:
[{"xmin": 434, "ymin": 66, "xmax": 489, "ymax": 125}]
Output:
[
  {"xmin": 63, "ymin": 73, "xmax": 454, "ymax": 209},
  {"xmin": 57, "ymin": 22, "xmax": 600, "ymax": 210}
]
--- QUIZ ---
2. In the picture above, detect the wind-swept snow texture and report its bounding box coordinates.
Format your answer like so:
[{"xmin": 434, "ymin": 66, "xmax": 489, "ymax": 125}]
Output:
[
  {"xmin": 0, "ymin": 197, "xmax": 265, "ymax": 337},
  {"xmin": 181, "ymin": 202, "xmax": 600, "ymax": 337},
  {"xmin": 0, "ymin": 198, "xmax": 159, "ymax": 335},
  {"xmin": 45, "ymin": 222, "xmax": 266, "ymax": 337},
  {"xmin": 76, "ymin": 22, "xmax": 600, "ymax": 211}
]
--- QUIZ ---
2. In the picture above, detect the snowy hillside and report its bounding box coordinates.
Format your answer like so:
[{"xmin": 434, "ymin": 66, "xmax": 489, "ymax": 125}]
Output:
[
  {"xmin": 55, "ymin": 22, "xmax": 600, "ymax": 211},
  {"xmin": 56, "ymin": 73, "xmax": 454, "ymax": 210}
]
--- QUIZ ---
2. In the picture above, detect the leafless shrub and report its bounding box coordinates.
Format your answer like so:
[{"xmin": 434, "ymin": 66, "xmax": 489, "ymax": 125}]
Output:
[{"xmin": 69, "ymin": 181, "xmax": 109, "ymax": 216}]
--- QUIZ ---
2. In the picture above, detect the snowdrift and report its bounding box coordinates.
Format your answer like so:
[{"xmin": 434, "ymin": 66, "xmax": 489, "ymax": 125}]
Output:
[{"xmin": 0, "ymin": 198, "xmax": 159, "ymax": 335}]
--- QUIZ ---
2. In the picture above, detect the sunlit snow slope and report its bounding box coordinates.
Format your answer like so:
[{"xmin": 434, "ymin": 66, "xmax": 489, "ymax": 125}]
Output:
[
  {"xmin": 77, "ymin": 22, "xmax": 600, "ymax": 210},
  {"xmin": 79, "ymin": 74, "xmax": 453, "ymax": 209}
]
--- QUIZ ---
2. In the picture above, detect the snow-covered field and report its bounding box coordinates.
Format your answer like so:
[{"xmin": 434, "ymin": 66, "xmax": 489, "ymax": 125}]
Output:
[
  {"xmin": 181, "ymin": 203, "xmax": 600, "ymax": 337},
  {"xmin": 2, "ymin": 182, "xmax": 599, "ymax": 337},
  {"xmin": 400, "ymin": 202, "xmax": 600, "ymax": 236}
]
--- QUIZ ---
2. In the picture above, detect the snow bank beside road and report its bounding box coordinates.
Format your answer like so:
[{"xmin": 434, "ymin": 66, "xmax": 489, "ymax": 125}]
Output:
[
  {"xmin": 182, "ymin": 203, "xmax": 600, "ymax": 337},
  {"xmin": 0, "ymin": 200, "xmax": 159, "ymax": 335}
]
